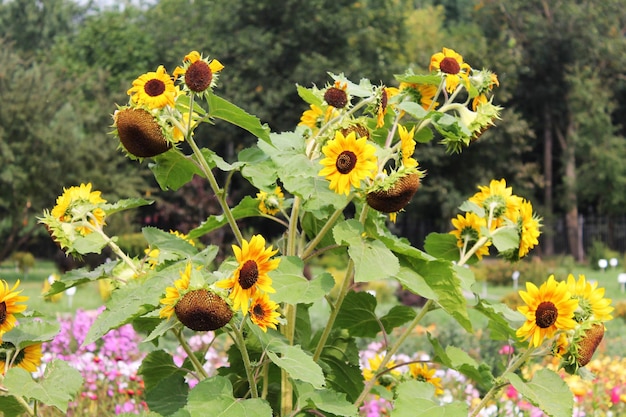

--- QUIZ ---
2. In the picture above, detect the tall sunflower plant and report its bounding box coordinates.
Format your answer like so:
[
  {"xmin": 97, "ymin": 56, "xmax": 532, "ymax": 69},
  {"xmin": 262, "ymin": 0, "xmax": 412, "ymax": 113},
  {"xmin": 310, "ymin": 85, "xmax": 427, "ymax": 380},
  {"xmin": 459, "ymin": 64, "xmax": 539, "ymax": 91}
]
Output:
[{"xmin": 25, "ymin": 46, "xmax": 611, "ymax": 417}]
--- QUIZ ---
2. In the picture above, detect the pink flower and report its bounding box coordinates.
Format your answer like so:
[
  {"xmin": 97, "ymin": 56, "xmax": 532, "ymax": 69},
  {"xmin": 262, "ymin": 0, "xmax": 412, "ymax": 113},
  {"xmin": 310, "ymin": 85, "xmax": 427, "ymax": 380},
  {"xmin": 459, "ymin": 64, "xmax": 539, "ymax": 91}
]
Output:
[{"xmin": 498, "ymin": 344, "xmax": 514, "ymax": 355}]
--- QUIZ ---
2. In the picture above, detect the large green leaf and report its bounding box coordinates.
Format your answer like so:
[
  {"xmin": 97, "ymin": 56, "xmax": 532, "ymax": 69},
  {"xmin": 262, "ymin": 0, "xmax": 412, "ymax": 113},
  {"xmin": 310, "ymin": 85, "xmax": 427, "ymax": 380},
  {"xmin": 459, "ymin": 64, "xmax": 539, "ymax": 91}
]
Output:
[
  {"xmin": 334, "ymin": 291, "xmax": 379, "ymax": 337},
  {"xmin": 239, "ymin": 147, "xmax": 279, "ymax": 190},
  {"xmin": 474, "ymin": 299, "xmax": 522, "ymax": 341},
  {"xmin": 1, "ymin": 315, "xmax": 60, "ymax": 348},
  {"xmin": 272, "ymin": 256, "xmax": 335, "ymax": 304},
  {"xmin": 491, "ymin": 226, "xmax": 520, "ymax": 252},
  {"xmin": 201, "ymin": 148, "xmax": 244, "ymax": 172},
  {"xmin": 3, "ymin": 360, "xmax": 83, "ymax": 414},
  {"xmin": 47, "ymin": 261, "xmax": 118, "ymax": 295},
  {"xmin": 0, "ymin": 396, "xmax": 26, "ymax": 417},
  {"xmin": 423, "ymin": 233, "xmax": 460, "ymax": 262},
  {"xmin": 391, "ymin": 380, "xmax": 467, "ymax": 417},
  {"xmin": 295, "ymin": 381, "xmax": 358, "ymax": 417},
  {"xmin": 184, "ymin": 376, "xmax": 272, "ymax": 417},
  {"xmin": 318, "ymin": 330, "xmax": 364, "ymax": 402},
  {"xmin": 139, "ymin": 350, "xmax": 189, "ymax": 416},
  {"xmin": 142, "ymin": 226, "xmax": 201, "ymax": 260},
  {"xmin": 393, "ymin": 265, "xmax": 437, "ymax": 300},
  {"xmin": 188, "ymin": 196, "xmax": 261, "ymax": 239},
  {"xmin": 430, "ymin": 338, "xmax": 494, "ymax": 389},
  {"xmin": 208, "ymin": 93, "xmax": 270, "ymax": 143},
  {"xmin": 149, "ymin": 150, "xmax": 202, "ymax": 191},
  {"xmin": 506, "ymin": 369, "xmax": 574, "ymax": 417}
]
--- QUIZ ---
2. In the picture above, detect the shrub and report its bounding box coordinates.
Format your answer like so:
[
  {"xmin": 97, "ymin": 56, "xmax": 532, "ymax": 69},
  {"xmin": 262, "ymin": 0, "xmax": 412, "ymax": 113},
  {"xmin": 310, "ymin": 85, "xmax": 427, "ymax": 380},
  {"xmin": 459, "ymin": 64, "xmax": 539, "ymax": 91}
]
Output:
[{"xmin": 11, "ymin": 251, "xmax": 35, "ymax": 274}]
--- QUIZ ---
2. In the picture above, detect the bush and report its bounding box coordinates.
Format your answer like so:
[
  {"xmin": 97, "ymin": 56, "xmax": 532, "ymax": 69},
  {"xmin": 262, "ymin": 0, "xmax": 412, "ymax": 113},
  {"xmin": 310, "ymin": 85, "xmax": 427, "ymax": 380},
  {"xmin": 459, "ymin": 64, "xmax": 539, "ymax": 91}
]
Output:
[
  {"xmin": 11, "ymin": 251, "xmax": 35, "ymax": 274},
  {"xmin": 471, "ymin": 257, "xmax": 549, "ymax": 286},
  {"xmin": 587, "ymin": 239, "xmax": 620, "ymax": 270}
]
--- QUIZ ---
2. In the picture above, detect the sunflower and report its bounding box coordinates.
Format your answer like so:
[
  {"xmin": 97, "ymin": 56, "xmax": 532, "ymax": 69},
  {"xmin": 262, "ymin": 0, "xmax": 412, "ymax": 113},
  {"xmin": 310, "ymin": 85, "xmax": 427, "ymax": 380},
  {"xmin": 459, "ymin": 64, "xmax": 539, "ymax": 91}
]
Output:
[
  {"xmin": 566, "ymin": 274, "xmax": 613, "ymax": 322},
  {"xmin": 429, "ymin": 47, "xmax": 472, "ymax": 93},
  {"xmin": 216, "ymin": 235, "xmax": 280, "ymax": 314},
  {"xmin": 0, "ymin": 280, "xmax": 28, "ymax": 334},
  {"xmin": 0, "ymin": 342, "xmax": 42, "ymax": 374},
  {"xmin": 362, "ymin": 354, "xmax": 401, "ymax": 383},
  {"xmin": 468, "ymin": 179, "xmax": 522, "ymax": 228},
  {"xmin": 257, "ymin": 187, "xmax": 285, "ymax": 216},
  {"xmin": 324, "ymin": 80, "xmax": 349, "ymax": 109},
  {"xmin": 450, "ymin": 212, "xmax": 491, "ymax": 260},
  {"xmin": 50, "ymin": 183, "xmax": 107, "ymax": 236},
  {"xmin": 127, "ymin": 65, "xmax": 177, "ymax": 109},
  {"xmin": 248, "ymin": 291, "xmax": 281, "ymax": 332},
  {"xmin": 173, "ymin": 51, "xmax": 224, "ymax": 93},
  {"xmin": 408, "ymin": 363, "xmax": 444, "ymax": 395},
  {"xmin": 516, "ymin": 276, "xmax": 579, "ymax": 348},
  {"xmin": 319, "ymin": 131, "xmax": 378, "ymax": 196},
  {"xmin": 516, "ymin": 199, "xmax": 541, "ymax": 259},
  {"xmin": 398, "ymin": 82, "xmax": 439, "ymax": 110},
  {"xmin": 398, "ymin": 125, "xmax": 418, "ymax": 168},
  {"xmin": 159, "ymin": 263, "xmax": 192, "ymax": 319}
]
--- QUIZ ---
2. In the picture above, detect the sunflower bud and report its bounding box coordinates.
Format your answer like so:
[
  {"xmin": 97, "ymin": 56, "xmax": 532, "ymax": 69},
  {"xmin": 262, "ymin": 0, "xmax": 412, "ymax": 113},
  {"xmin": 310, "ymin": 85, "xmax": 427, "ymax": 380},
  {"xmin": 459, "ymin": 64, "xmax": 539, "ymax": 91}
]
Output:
[
  {"xmin": 366, "ymin": 172, "xmax": 421, "ymax": 213},
  {"xmin": 576, "ymin": 323, "xmax": 604, "ymax": 367},
  {"xmin": 174, "ymin": 289, "xmax": 233, "ymax": 331},
  {"xmin": 115, "ymin": 108, "xmax": 171, "ymax": 158}
]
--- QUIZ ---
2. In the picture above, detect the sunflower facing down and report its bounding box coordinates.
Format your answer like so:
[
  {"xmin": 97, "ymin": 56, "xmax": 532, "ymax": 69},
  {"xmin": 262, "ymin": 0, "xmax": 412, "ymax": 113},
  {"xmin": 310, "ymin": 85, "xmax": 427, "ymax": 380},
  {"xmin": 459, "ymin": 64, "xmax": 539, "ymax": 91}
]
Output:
[
  {"xmin": 468, "ymin": 179, "xmax": 522, "ymax": 229},
  {"xmin": 0, "ymin": 342, "xmax": 43, "ymax": 374},
  {"xmin": 248, "ymin": 291, "xmax": 281, "ymax": 332},
  {"xmin": 566, "ymin": 274, "xmax": 613, "ymax": 322},
  {"xmin": 516, "ymin": 276, "xmax": 579, "ymax": 348},
  {"xmin": 217, "ymin": 235, "xmax": 280, "ymax": 314},
  {"xmin": 319, "ymin": 131, "xmax": 378, "ymax": 196},
  {"xmin": 0, "ymin": 280, "xmax": 28, "ymax": 334},
  {"xmin": 50, "ymin": 183, "xmax": 107, "ymax": 236},
  {"xmin": 127, "ymin": 65, "xmax": 177, "ymax": 110}
]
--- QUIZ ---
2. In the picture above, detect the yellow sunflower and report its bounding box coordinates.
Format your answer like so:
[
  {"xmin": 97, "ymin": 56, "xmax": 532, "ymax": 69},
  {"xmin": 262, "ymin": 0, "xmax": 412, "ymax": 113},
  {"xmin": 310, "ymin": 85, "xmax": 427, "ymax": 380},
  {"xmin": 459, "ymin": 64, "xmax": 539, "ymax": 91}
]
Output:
[
  {"xmin": 516, "ymin": 276, "xmax": 579, "ymax": 348},
  {"xmin": 0, "ymin": 280, "xmax": 28, "ymax": 334},
  {"xmin": 450, "ymin": 212, "xmax": 491, "ymax": 260},
  {"xmin": 468, "ymin": 179, "xmax": 522, "ymax": 229},
  {"xmin": 257, "ymin": 187, "xmax": 285, "ymax": 216},
  {"xmin": 248, "ymin": 291, "xmax": 281, "ymax": 332},
  {"xmin": 50, "ymin": 183, "xmax": 107, "ymax": 236},
  {"xmin": 409, "ymin": 363, "xmax": 444, "ymax": 395},
  {"xmin": 429, "ymin": 47, "xmax": 472, "ymax": 93},
  {"xmin": 319, "ymin": 131, "xmax": 378, "ymax": 196},
  {"xmin": 398, "ymin": 82, "xmax": 439, "ymax": 110},
  {"xmin": 173, "ymin": 50, "xmax": 224, "ymax": 93},
  {"xmin": 0, "ymin": 342, "xmax": 42, "ymax": 374},
  {"xmin": 398, "ymin": 125, "xmax": 418, "ymax": 168},
  {"xmin": 159, "ymin": 263, "xmax": 192, "ymax": 319},
  {"xmin": 566, "ymin": 274, "xmax": 613, "ymax": 322},
  {"xmin": 127, "ymin": 65, "xmax": 177, "ymax": 109},
  {"xmin": 376, "ymin": 87, "xmax": 398, "ymax": 128},
  {"xmin": 516, "ymin": 199, "xmax": 541, "ymax": 258},
  {"xmin": 362, "ymin": 354, "xmax": 401, "ymax": 383},
  {"xmin": 216, "ymin": 235, "xmax": 280, "ymax": 314}
]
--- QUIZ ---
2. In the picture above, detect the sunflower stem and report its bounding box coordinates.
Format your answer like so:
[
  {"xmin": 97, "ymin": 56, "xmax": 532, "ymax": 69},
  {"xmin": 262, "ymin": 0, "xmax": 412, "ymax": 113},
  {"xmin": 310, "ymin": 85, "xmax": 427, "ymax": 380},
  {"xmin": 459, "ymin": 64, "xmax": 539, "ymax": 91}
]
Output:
[
  {"xmin": 354, "ymin": 298, "xmax": 434, "ymax": 407},
  {"xmin": 85, "ymin": 221, "xmax": 136, "ymax": 279},
  {"xmin": 230, "ymin": 321, "xmax": 259, "ymax": 398},
  {"xmin": 301, "ymin": 201, "xmax": 350, "ymax": 260},
  {"xmin": 174, "ymin": 328, "xmax": 209, "ymax": 380}
]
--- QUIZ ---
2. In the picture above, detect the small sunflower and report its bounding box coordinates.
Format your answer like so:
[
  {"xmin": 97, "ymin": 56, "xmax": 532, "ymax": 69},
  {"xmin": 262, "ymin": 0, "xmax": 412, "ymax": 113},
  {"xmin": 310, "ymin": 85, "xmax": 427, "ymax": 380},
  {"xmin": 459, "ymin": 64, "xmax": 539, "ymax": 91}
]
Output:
[
  {"xmin": 450, "ymin": 212, "xmax": 491, "ymax": 260},
  {"xmin": 324, "ymin": 80, "xmax": 349, "ymax": 109},
  {"xmin": 408, "ymin": 363, "xmax": 444, "ymax": 395},
  {"xmin": 566, "ymin": 274, "xmax": 613, "ymax": 322},
  {"xmin": 516, "ymin": 276, "xmax": 579, "ymax": 348},
  {"xmin": 127, "ymin": 65, "xmax": 177, "ymax": 109},
  {"xmin": 0, "ymin": 280, "xmax": 28, "ymax": 334},
  {"xmin": 398, "ymin": 125, "xmax": 418, "ymax": 168},
  {"xmin": 319, "ymin": 131, "xmax": 378, "ymax": 196},
  {"xmin": 173, "ymin": 51, "xmax": 224, "ymax": 93},
  {"xmin": 0, "ymin": 342, "xmax": 42, "ymax": 374},
  {"xmin": 468, "ymin": 179, "xmax": 522, "ymax": 228},
  {"xmin": 362, "ymin": 354, "xmax": 401, "ymax": 389},
  {"xmin": 257, "ymin": 187, "xmax": 285, "ymax": 216},
  {"xmin": 216, "ymin": 235, "xmax": 280, "ymax": 314},
  {"xmin": 159, "ymin": 263, "xmax": 192, "ymax": 319},
  {"xmin": 429, "ymin": 47, "xmax": 472, "ymax": 93},
  {"xmin": 398, "ymin": 82, "xmax": 439, "ymax": 110},
  {"xmin": 50, "ymin": 183, "xmax": 107, "ymax": 235},
  {"xmin": 248, "ymin": 291, "xmax": 281, "ymax": 332},
  {"xmin": 515, "ymin": 199, "xmax": 541, "ymax": 259}
]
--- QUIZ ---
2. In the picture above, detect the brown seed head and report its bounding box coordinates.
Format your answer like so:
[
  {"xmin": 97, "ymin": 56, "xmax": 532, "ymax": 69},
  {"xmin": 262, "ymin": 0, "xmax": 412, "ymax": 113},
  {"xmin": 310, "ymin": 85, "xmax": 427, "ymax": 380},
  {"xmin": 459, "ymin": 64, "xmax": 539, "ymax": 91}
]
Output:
[
  {"xmin": 324, "ymin": 87, "xmax": 348, "ymax": 109},
  {"xmin": 439, "ymin": 57, "xmax": 461, "ymax": 75},
  {"xmin": 185, "ymin": 60, "xmax": 213, "ymax": 92},
  {"xmin": 366, "ymin": 173, "xmax": 421, "ymax": 213},
  {"xmin": 576, "ymin": 323, "xmax": 604, "ymax": 367},
  {"xmin": 115, "ymin": 108, "xmax": 170, "ymax": 158},
  {"xmin": 341, "ymin": 124, "xmax": 370, "ymax": 140},
  {"xmin": 175, "ymin": 289, "xmax": 233, "ymax": 331}
]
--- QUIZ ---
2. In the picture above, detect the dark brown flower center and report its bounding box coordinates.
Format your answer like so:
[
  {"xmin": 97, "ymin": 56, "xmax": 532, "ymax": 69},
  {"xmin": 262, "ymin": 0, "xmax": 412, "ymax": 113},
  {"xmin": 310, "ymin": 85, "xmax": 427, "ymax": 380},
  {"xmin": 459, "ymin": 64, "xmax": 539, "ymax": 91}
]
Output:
[
  {"xmin": 380, "ymin": 89, "xmax": 388, "ymax": 112},
  {"xmin": 185, "ymin": 61, "xmax": 213, "ymax": 92},
  {"xmin": 0, "ymin": 302, "xmax": 6, "ymax": 325},
  {"xmin": 115, "ymin": 108, "xmax": 170, "ymax": 158},
  {"xmin": 239, "ymin": 260, "xmax": 259, "ymax": 289},
  {"xmin": 336, "ymin": 150, "xmax": 357, "ymax": 174},
  {"xmin": 439, "ymin": 57, "xmax": 461, "ymax": 75},
  {"xmin": 324, "ymin": 87, "xmax": 348, "ymax": 108},
  {"xmin": 252, "ymin": 303, "xmax": 264, "ymax": 318},
  {"xmin": 536, "ymin": 301, "xmax": 558, "ymax": 328},
  {"xmin": 144, "ymin": 78, "xmax": 166, "ymax": 97}
]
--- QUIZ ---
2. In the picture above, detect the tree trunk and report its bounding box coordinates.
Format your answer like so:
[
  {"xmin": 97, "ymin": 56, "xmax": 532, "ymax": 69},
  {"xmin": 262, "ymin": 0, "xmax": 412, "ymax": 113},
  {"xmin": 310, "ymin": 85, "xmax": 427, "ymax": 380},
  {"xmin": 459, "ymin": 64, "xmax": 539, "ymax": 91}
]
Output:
[{"xmin": 542, "ymin": 112, "xmax": 555, "ymax": 256}]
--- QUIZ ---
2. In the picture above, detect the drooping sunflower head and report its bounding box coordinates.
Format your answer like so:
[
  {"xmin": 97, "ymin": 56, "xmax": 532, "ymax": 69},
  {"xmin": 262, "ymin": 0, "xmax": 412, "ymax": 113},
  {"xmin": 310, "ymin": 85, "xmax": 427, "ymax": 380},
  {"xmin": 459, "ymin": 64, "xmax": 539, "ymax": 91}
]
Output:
[
  {"xmin": 49, "ymin": 183, "xmax": 107, "ymax": 236},
  {"xmin": 324, "ymin": 80, "xmax": 349, "ymax": 109},
  {"xmin": 408, "ymin": 363, "xmax": 444, "ymax": 395},
  {"xmin": 500, "ymin": 199, "xmax": 541, "ymax": 262},
  {"xmin": 216, "ymin": 235, "xmax": 280, "ymax": 314},
  {"xmin": 398, "ymin": 124, "xmax": 417, "ymax": 168},
  {"xmin": 248, "ymin": 291, "xmax": 281, "ymax": 332},
  {"xmin": 366, "ymin": 170, "xmax": 422, "ymax": 214},
  {"xmin": 0, "ymin": 280, "xmax": 28, "ymax": 334},
  {"xmin": 175, "ymin": 289, "xmax": 233, "ymax": 331},
  {"xmin": 257, "ymin": 187, "xmax": 285, "ymax": 216},
  {"xmin": 114, "ymin": 107, "xmax": 171, "ymax": 159},
  {"xmin": 566, "ymin": 274, "xmax": 613, "ymax": 322},
  {"xmin": 318, "ymin": 131, "xmax": 378, "ymax": 196},
  {"xmin": 516, "ymin": 275, "xmax": 579, "ymax": 348},
  {"xmin": 0, "ymin": 342, "xmax": 42, "ymax": 374},
  {"xmin": 469, "ymin": 179, "xmax": 522, "ymax": 228},
  {"xmin": 429, "ymin": 47, "xmax": 472, "ymax": 93},
  {"xmin": 127, "ymin": 65, "xmax": 177, "ymax": 110},
  {"xmin": 449, "ymin": 211, "xmax": 491, "ymax": 260},
  {"xmin": 173, "ymin": 50, "xmax": 224, "ymax": 93}
]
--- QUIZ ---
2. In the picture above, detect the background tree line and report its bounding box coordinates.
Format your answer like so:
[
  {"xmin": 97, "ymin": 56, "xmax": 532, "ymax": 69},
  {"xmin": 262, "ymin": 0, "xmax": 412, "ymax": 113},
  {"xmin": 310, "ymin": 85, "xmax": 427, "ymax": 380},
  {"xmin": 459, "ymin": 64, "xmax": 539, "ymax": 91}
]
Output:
[{"xmin": 0, "ymin": 0, "xmax": 625, "ymax": 262}]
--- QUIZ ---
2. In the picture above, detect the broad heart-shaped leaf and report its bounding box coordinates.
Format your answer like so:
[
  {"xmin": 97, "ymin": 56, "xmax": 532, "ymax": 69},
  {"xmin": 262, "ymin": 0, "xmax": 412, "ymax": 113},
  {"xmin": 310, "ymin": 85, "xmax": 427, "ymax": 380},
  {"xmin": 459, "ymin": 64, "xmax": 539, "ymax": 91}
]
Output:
[
  {"xmin": 149, "ymin": 149, "xmax": 203, "ymax": 191},
  {"xmin": 3, "ymin": 360, "xmax": 83, "ymax": 413},
  {"xmin": 72, "ymin": 231, "xmax": 107, "ymax": 255},
  {"xmin": 429, "ymin": 337, "xmax": 494, "ymax": 390},
  {"xmin": 391, "ymin": 380, "xmax": 467, "ymax": 417},
  {"xmin": 294, "ymin": 381, "xmax": 358, "ymax": 417},
  {"xmin": 272, "ymin": 256, "xmax": 335, "ymax": 304},
  {"xmin": 393, "ymin": 265, "xmax": 437, "ymax": 300},
  {"xmin": 318, "ymin": 330, "xmax": 364, "ymax": 402},
  {"xmin": 139, "ymin": 350, "xmax": 189, "ymax": 416},
  {"xmin": 474, "ymin": 299, "xmax": 522, "ymax": 341},
  {"xmin": 47, "ymin": 260, "xmax": 117, "ymax": 295},
  {"xmin": 239, "ymin": 147, "xmax": 279, "ymax": 190},
  {"xmin": 103, "ymin": 197, "xmax": 153, "ymax": 215},
  {"xmin": 201, "ymin": 148, "xmax": 244, "ymax": 172},
  {"xmin": 207, "ymin": 92, "xmax": 270, "ymax": 143},
  {"xmin": 423, "ymin": 232, "xmax": 461, "ymax": 262},
  {"xmin": 506, "ymin": 369, "xmax": 574, "ymax": 417},
  {"xmin": 183, "ymin": 376, "xmax": 272, "ymax": 417},
  {"xmin": 1, "ymin": 315, "xmax": 60, "ymax": 348},
  {"xmin": 396, "ymin": 101, "xmax": 428, "ymax": 120},
  {"xmin": 0, "ymin": 396, "xmax": 26, "ymax": 417},
  {"xmin": 491, "ymin": 225, "xmax": 520, "ymax": 252},
  {"xmin": 296, "ymin": 83, "xmax": 323, "ymax": 106},
  {"xmin": 188, "ymin": 196, "xmax": 261, "ymax": 239}
]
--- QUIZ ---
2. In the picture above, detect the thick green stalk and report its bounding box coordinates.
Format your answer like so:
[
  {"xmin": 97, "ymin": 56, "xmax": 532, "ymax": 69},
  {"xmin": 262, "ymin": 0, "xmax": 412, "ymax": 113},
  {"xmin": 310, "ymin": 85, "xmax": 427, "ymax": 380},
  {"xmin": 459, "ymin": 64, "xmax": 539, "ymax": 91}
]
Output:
[
  {"xmin": 174, "ymin": 328, "xmax": 209, "ymax": 380},
  {"xmin": 230, "ymin": 322, "xmax": 259, "ymax": 398},
  {"xmin": 300, "ymin": 202, "xmax": 348, "ymax": 260}
]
